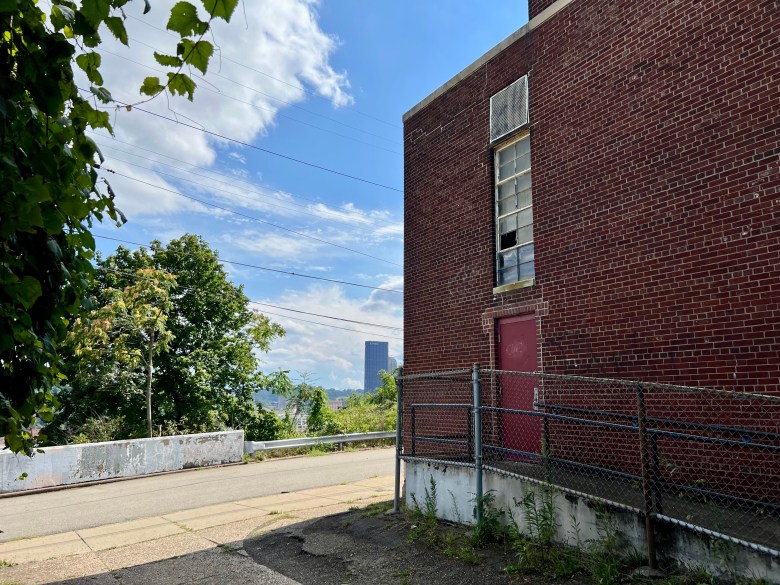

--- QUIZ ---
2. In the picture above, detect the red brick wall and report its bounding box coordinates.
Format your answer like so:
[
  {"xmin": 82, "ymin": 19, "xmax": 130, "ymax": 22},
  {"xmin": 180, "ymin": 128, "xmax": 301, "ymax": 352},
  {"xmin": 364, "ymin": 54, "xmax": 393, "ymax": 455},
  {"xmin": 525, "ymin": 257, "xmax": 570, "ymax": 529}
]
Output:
[
  {"xmin": 529, "ymin": 0, "xmax": 560, "ymax": 19},
  {"xmin": 404, "ymin": 0, "xmax": 780, "ymax": 395}
]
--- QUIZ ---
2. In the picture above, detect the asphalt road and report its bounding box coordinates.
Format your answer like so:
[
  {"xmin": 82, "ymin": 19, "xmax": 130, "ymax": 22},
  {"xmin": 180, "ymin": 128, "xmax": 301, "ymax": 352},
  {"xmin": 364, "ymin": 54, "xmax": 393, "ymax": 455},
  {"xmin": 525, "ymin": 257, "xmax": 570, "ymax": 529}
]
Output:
[{"xmin": 0, "ymin": 448, "xmax": 395, "ymax": 542}]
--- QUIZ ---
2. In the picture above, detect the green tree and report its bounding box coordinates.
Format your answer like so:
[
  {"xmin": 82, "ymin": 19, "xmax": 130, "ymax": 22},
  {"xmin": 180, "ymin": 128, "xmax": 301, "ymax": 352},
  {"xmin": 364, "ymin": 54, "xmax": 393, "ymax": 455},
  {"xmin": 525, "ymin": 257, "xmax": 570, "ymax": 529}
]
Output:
[
  {"xmin": 67, "ymin": 268, "xmax": 176, "ymax": 438},
  {"xmin": 330, "ymin": 370, "xmax": 398, "ymax": 434},
  {"xmin": 369, "ymin": 369, "xmax": 398, "ymax": 406},
  {"xmin": 1, "ymin": 0, "xmax": 238, "ymax": 454},
  {"xmin": 49, "ymin": 234, "xmax": 289, "ymax": 441}
]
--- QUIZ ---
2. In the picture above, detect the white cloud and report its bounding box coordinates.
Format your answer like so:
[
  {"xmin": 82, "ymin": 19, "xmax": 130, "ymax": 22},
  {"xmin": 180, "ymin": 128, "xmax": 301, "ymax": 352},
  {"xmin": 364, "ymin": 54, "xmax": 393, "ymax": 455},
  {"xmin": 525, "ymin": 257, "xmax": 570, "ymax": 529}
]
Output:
[
  {"xmin": 223, "ymin": 230, "xmax": 317, "ymax": 260},
  {"xmin": 256, "ymin": 282, "xmax": 403, "ymax": 389},
  {"xmin": 90, "ymin": 0, "xmax": 353, "ymax": 220}
]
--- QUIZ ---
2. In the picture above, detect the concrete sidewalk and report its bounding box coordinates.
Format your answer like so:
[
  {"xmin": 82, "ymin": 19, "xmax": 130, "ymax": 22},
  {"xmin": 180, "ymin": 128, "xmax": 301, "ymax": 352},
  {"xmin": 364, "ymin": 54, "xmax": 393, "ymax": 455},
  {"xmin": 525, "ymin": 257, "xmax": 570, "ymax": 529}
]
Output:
[{"xmin": 0, "ymin": 475, "xmax": 395, "ymax": 584}]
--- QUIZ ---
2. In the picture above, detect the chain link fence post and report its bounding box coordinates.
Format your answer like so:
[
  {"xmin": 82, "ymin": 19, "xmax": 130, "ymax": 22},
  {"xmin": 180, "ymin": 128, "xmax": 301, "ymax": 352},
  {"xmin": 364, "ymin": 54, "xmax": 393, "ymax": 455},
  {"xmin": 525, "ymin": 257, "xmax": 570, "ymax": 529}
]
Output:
[
  {"xmin": 393, "ymin": 366, "xmax": 404, "ymax": 513},
  {"xmin": 636, "ymin": 383, "xmax": 658, "ymax": 569},
  {"xmin": 473, "ymin": 363, "xmax": 483, "ymax": 523}
]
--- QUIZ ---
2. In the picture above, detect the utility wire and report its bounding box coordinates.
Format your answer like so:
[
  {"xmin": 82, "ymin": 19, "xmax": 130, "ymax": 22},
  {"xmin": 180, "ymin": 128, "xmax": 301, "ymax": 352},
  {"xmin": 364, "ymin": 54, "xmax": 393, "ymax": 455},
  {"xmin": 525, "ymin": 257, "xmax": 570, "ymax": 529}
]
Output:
[
  {"xmin": 255, "ymin": 308, "xmax": 403, "ymax": 341},
  {"xmin": 97, "ymin": 264, "xmax": 402, "ymax": 333},
  {"xmin": 79, "ymin": 85, "xmax": 403, "ymax": 193},
  {"xmin": 94, "ymin": 234, "xmax": 403, "ymax": 293},
  {"xmin": 126, "ymin": 14, "xmax": 402, "ymax": 130},
  {"xmin": 247, "ymin": 301, "xmax": 402, "ymax": 330},
  {"xmin": 118, "ymin": 102, "xmax": 403, "ymax": 192},
  {"xmin": 87, "ymin": 133, "xmax": 402, "ymax": 230},
  {"xmin": 100, "ymin": 168, "xmax": 402, "ymax": 267},
  {"xmin": 92, "ymin": 142, "xmax": 401, "ymax": 235},
  {"xmin": 125, "ymin": 35, "xmax": 401, "ymax": 144},
  {"xmin": 97, "ymin": 47, "xmax": 402, "ymax": 155}
]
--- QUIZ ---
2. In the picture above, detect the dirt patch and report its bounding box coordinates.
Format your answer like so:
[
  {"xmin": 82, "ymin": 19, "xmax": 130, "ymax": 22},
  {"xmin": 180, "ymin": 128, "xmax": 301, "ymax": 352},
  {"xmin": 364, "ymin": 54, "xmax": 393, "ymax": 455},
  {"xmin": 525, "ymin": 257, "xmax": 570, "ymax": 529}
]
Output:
[{"xmin": 244, "ymin": 502, "xmax": 586, "ymax": 585}]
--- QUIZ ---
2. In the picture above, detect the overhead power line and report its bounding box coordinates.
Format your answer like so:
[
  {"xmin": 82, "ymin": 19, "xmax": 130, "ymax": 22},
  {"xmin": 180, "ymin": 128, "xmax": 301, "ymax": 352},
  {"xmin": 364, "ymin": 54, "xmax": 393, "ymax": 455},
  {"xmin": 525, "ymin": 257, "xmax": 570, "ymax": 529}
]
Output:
[
  {"xmin": 124, "ymin": 105, "xmax": 404, "ymax": 192},
  {"xmin": 96, "ymin": 264, "xmax": 402, "ymax": 334},
  {"xmin": 93, "ymin": 145, "xmax": 401, "ymax": 236},
  {"xmin": 93, "ymin": 234, "xmax": 403, "ymax": 293},
  {"xmin": 80, "ymin": 85, "xmax": 403, "ymax": 193},
  {"xmin": 97, "ymin": 47, "xmax": 402, "ymax": 155},
  {"xmin": 100, "ymin": 167, "xmax": 402, "ymax": 267},
  {"xmin": 124, "ymin": 35, "xmax": 401, "ymax": 143},
  {"xmin": 87, "ymin": 133, "xmax": 402, "ymax": 231},
  {"xmin": 247, "ymin": 301, "xmax": 402, "ymax": 331},
  {"xmin": 256, "ymin": 308, "xmax": 403, "ymax": 341},
  {"xmin": 126, "ymin": 14, "xmax": 403, "ymax": 130}
]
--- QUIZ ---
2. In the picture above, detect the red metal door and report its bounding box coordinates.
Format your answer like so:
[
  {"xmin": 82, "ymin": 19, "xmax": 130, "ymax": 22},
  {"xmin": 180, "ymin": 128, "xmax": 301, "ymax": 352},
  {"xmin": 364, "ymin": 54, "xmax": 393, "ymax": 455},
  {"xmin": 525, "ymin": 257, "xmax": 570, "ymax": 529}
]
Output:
[{"xmin": 497, "ymin": 314, "xmax": 540, "ymax": 455}]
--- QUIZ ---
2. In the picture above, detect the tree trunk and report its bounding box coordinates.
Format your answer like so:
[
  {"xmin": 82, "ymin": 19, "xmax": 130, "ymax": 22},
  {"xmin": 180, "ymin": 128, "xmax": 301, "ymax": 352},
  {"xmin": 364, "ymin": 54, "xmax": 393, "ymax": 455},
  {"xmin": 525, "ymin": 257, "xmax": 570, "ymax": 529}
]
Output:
[{"xmin": 146, "ymin": 330, "xmax": 154, "ymax": 438}]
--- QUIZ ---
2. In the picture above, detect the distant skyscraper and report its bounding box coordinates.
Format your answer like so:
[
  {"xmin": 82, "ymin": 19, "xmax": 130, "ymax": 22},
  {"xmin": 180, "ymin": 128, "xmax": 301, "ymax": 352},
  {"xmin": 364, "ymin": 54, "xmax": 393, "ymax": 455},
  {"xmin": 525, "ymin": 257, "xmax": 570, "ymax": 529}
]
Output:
[{"xmin": 364, "ymin": 341, "xmax": 389, "ymax": 391}]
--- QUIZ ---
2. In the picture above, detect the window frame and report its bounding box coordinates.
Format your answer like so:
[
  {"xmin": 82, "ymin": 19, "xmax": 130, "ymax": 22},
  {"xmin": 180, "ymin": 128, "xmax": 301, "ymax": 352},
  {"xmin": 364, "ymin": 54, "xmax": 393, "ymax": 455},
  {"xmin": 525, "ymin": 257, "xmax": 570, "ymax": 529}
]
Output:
[{"xmin": 493, "ymin": 130, "xmax": 534, "ymax": 292}]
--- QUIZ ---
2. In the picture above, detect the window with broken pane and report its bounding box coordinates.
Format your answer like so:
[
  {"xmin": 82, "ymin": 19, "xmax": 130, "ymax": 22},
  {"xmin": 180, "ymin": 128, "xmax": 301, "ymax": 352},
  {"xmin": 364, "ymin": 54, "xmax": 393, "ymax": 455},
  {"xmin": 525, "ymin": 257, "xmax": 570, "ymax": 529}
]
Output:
[{"xmin": 495, "ymin": 133, "xmax": 534, "ymax": 286}]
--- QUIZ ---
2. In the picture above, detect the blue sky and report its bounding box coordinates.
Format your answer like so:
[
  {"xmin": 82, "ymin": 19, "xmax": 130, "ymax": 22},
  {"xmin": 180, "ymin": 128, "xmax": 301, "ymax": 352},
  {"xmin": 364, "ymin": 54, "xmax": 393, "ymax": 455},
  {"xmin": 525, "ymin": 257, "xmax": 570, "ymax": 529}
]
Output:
[{"xmin": 90, "ymin": 0, "xmax": 529, "ymax": 389}]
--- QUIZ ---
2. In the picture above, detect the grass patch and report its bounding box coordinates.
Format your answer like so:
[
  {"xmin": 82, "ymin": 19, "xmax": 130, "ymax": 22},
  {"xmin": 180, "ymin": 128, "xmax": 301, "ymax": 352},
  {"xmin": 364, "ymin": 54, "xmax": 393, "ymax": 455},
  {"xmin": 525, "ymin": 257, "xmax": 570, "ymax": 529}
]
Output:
[
  {"xmin": 360, "ymin": 501, "xmax": 392, "ymax": 518},
  {"xmin": 406, "ymin": 477, "xmax": 484, "ymax": 566},
  {"xmin": 0, "ymin": 561, "xmax": 18, "ymax": 568}
]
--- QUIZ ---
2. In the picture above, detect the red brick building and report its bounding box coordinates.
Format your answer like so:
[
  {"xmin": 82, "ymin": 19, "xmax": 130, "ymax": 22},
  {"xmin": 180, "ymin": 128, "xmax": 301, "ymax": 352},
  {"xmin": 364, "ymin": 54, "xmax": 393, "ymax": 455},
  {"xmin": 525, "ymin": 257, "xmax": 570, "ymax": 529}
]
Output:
[{"xmin": 403, "ymin": 0, "xmax": 780, "ymax": 393}]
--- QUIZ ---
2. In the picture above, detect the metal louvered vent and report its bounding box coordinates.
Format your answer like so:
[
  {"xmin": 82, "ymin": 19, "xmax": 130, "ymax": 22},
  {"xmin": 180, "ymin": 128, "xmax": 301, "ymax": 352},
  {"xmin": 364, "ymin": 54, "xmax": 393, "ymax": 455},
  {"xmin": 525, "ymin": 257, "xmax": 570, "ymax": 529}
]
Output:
[{"xmin": 490, "ymin": 75, "xmax": 528, "ymax": 143}]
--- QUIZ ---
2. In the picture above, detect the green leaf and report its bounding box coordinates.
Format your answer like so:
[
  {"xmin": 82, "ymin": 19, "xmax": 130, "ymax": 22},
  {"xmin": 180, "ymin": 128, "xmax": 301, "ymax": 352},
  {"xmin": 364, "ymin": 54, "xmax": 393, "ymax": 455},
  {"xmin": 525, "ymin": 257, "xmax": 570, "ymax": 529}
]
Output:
[
  {"xmin": 76, "ymin": 51, "xmax": 103, "ymax": 85},
  {"xmin": 153, "ymin": 52, "xmax": 183, "ymax": 67},
  {"xmin": 167, "ymin": 72, "xmax": 196, "ymax": 100},
  {"xmin": 18, "ymin": 176, "xmax": 52, "ymax": 204},
  {"xmin": 178, "ymin": 39, "xmax": 212, "ymax": 75},
  {"xmin": 9, "ymin": 276, "xmax": 43, "ymax": 310},
  {"xmin": 166, "ymin": 1, "xmax": 208, "ymax": 36},
  {"xmin": 90, "ymin": 85, "xmax": 113, "ymax": 103},
  {"xmin": 57, "ymin": 194, "xmax": 90, "ymax": 218},
  {"xmin": 104, "ymin": 15, "xmax": 128, "ymax": 45},
  {"xmin": 140, "ymin": 76, "xmax": 165, "ymax": 97},
  {"xmin": 202, "ymin": 0, "xmax": 238, "ymax": 22},
  {"xmin": 0, "ymin": 0, "xmax": 18, "ymax": 14},
  {"xmin": 47, "ymin": 239, "xmax": 63, "ymax": 260},
  {"xmin": 79, "ymin": 0, "xmax": 110, "ymax": 29},
  {"xmin": 50, "ymin": 4, "xmax": 76, "ymax": 30}
]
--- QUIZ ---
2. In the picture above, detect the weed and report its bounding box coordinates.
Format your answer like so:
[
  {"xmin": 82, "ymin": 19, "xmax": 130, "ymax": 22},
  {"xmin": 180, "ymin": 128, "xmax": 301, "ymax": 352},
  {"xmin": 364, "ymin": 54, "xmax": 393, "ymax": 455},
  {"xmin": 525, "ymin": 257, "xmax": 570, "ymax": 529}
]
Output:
[
  {"xmin": 712, "ymin": 539, "xmax": 739, "ymax": 581},
  {"xmin": 448, "ymin": 490, "xmax": 464, "ymax": 525},
  {"xmin": 470, "ymin": 491, "xmax": 506, "ymax": 547},
  {"xmin": 408, "ymin": 476, "xmax": 439, "ymax": 545},
  {"xmin": 217, "ymin": 543, "xmax": 239, "ymax": 554},
  {"xmin": 672, "ymin": 566, "xmax": 714, "ymax": 585},
  {"xmin": 268, "ymin": 510, "xmax": 280, "ymax": 515},
  {"xmin": 406, "ymin": 477, "xmax": 481, "ymax": 565},
  {"xmin": 441, "ymin": 530, "xmax": 480, "ymax": 565},
  {"xmin": 0, "ymin": 561, "xmax": 17, "ymax": 568},
  {"xmin": 360, "ymin": 501, "xmax": 391, "ymax": 518},
  {"xmin": 505, "ymin": 486, "xmax": 583, "ymax": 579},
  {"xmin": 583, "ymin": 508, "xmax": 631, "ymax": 585}
]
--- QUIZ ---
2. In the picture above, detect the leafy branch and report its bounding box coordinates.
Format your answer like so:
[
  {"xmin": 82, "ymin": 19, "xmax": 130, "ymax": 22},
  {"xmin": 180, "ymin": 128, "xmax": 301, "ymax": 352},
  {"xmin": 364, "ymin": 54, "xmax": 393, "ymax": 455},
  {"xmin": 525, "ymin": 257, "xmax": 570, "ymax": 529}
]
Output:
[{"xmin": 0, "ymin": 0, "xmax": 238, "ymax": 455}]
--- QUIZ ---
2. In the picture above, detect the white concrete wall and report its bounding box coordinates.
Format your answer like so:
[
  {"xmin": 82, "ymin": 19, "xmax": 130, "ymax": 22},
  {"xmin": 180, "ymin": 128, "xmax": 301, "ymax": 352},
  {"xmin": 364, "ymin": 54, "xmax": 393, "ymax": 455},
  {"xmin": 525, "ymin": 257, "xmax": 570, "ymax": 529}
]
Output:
[
  {"xmin": 0, "ymin": 431, "xmax": 243, "ymax": 493},
  {"xmin": 405, "ymin": 460, "xmax": 780, "ymax": 583}
]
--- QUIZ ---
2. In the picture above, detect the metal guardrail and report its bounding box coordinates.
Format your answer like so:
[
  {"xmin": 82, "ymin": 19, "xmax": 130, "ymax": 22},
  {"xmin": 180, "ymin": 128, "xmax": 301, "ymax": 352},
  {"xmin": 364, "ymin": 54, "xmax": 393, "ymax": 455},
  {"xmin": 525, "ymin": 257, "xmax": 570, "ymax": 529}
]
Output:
[{"xmin": 244, "ymin": 431, "xmax": 394, "ymax": 454}]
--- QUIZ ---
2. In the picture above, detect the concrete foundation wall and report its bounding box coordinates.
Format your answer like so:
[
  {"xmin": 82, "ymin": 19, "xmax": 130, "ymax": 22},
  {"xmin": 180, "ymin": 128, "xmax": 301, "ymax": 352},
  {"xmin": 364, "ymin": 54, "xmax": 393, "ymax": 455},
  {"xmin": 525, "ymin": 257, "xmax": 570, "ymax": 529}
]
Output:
[
  {"xmin": 0, "ymin": 431, "xmax": 243, "ymax": 493},
  {"xmin": 405, "ymin": 460, "xmax": 780, "ymax": 583}
]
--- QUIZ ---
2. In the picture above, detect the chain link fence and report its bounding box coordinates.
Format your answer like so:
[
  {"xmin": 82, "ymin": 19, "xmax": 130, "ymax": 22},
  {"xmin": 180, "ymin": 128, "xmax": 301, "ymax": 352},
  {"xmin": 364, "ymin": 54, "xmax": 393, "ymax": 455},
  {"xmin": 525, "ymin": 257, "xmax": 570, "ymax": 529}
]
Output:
[{"xmin": 399, "ymin": 367, "xmax": 780, "ymax": 559}]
